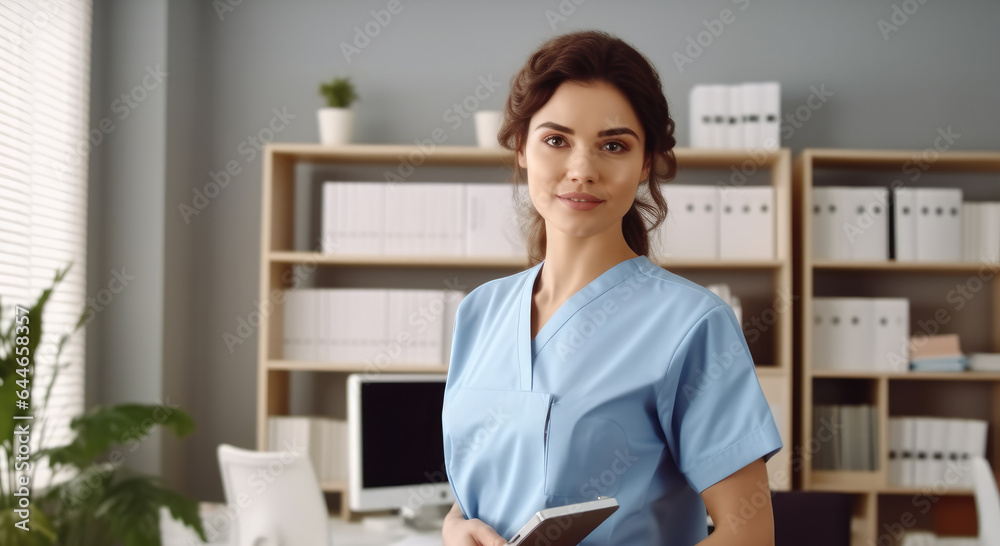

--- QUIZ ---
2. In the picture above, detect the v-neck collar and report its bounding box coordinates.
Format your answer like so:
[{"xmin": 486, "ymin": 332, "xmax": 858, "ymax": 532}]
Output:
[{"xmin": 516, "ymin": 255, "xmax": 648, "ymax": 390}]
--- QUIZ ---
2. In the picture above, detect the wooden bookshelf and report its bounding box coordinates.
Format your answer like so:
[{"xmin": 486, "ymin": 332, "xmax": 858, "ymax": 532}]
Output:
[
  {"xmin": 794, "ymin": 148, "xmax": 1000, "ymax": 546},
  {"xmin": 258, "ymin": 143, "xmax": 795, "ymax": 518}
]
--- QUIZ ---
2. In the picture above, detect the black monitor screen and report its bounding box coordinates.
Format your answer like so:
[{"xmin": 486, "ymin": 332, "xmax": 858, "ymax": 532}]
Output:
[{"xmin": 360, "ymin": 380, "xmax": 448, "ymax": 489}]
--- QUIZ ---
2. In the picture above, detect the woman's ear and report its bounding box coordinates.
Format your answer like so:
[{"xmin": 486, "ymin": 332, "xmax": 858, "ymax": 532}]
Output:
[
  {"xmin": 517, "ymin": 148, "xmax": 527, "ymax": 169},
  {"xmin": 641, "ymin": 154, "xmax": 651, "ymax": 182}
]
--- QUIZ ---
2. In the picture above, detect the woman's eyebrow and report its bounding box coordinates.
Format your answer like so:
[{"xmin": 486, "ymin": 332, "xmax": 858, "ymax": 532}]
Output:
[{"xmin": 533, "ymin": 121, "xmax": 639, "ymax": 140}]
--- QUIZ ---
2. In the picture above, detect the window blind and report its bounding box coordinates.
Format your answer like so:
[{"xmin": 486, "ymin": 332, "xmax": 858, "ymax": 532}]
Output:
[{"xmin": 0, "ymin": 0, "xmax": 93, "ymax": 489}]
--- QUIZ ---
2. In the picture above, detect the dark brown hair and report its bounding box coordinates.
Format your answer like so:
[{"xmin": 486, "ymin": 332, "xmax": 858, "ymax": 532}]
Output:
[{"xmin": 498, "ymin": 30, "xmax": 677, "ymax": 264}]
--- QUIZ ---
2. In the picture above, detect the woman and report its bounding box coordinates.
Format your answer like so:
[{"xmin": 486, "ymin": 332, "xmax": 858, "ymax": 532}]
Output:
[{"xmin": 441, "ymin": 30, "xmax": 782, "ymax": 545}]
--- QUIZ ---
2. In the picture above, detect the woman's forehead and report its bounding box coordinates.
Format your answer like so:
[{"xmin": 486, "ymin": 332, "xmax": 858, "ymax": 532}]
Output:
[{"xmin": 532, "ymin": 81, "xmax": 642, "ymax": 135}]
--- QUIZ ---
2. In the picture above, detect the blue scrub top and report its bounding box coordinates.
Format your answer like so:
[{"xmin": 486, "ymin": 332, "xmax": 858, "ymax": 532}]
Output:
[{"xmin": 442, "ymin": 255, "xmax": 782, "ymax": 545}]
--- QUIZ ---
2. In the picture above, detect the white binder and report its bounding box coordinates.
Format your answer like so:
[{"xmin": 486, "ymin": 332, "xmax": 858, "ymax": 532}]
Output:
[
  {"xmin": 892, "ymin": 188, "xmax": 918, "ymax": 261},
  {"xmin": 912, "ymin": 417, "xmax": 935, "ymax": 486},
  {"xmin": 759, "ymin": 82, "xmax": 781, "ymax": 151},
  {"xmin": 844, "ymin": 187, "xmax": 890, "ymax": 261},
  {"xmin": 811, "ymin": 298, "xmax": 836, "ymax": 370},
  {"xmin": 726, "ymin": 85, "xmax": 743, "ymax": 149},
  {"xmin": 421, "ymin": 183, "xmax": 465, "ymax": 256},
  {"xmin": 719, "ymin": 186, "xmax": 774, "ymax": 259},
  {"xmin": 707, "ymin": 85, "xmax": 730, "ymax": 148},
  {"xmin": 689, "ymin": 85, "xmax": 711, "ymax": 148},
  {"xmin": 943, "ymin": 418, "xmax": 966, "ymax": 490},
  {"xmin": 900, "ymin": 417, "xmax": 917, "ymax": 486},
  {"xmin": 915, "ymin": 188, "xmax": 962, "ymax": 262},
  {"xmin": 888, "ymin": 417, "xmax": 904, "ymax": 485},
  {"xmin": 927, "ymin": 417, "xmax": 949, "ymax": 485},
  {"xmin": 659, "ymin": 185, "xmax": 719, "ymax": 259},
  {"xmin": 466, "ymin": 183, "xmax": 526, "ymax": 257},
  {"xmin": 357, "ymin": 183, "xmax": 386, "ymax": 255},
  {"xmin": 811, "ymin": 187, "xmax": 851, "ymax": 261},
  {"xmin": 838, "ymin": 298, "xmax": 875, "ymax": 369},
  {"xmin": 740, "ymin": 83, "xmax": 763, "ymax": 149},
  {"xmin": 871, "ymin": 298, "xmax": 910, "ymax": 372},
  {"xmin": 321, "ymin": 183, "xmax": 340, "ymax": 253}
]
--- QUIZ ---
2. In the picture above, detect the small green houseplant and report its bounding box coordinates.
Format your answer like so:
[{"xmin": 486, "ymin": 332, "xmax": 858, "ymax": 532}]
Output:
[
  {"xmin": 0, "ymin": 264, "xmax": 206, "ymax": 545},
  {"xmin": 317, "ymin": 76, "xmax": 358, "ymax": 145}
]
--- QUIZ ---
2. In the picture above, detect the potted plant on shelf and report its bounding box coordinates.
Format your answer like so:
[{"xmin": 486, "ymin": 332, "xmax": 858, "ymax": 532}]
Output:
[
  {"xmin": 318, "ymin": 76, "xmax": 359, "ymax": 145},
  {"xmin": 0, "ymin": 264, "xmax": 206, "ymax": 545}
]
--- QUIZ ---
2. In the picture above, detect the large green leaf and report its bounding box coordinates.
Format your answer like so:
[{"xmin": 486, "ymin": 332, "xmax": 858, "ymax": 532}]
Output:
[
  {"xmin": 94, "ymin": 475, "xmax": 207, "ymax": 546},
  {"xmin": 38, "ymin": 404, "xmax": 196, "ymax": 471},
  {"xmin": 0, "ymin": 265, "xmax": 71, "ymax": 455}
]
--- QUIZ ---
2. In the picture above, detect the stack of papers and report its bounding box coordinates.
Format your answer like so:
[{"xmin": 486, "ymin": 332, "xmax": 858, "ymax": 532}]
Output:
[
  {"xmin": 969, "ymin": 353, "xmax": 1000, "ymax": 372},
  {"xmin": 909, "ymin": 334, "xmax": 967, "ymax": 372}
]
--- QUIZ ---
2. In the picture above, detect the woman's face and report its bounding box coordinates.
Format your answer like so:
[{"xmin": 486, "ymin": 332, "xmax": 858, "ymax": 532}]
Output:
[{"xmin": 518, "ymin": 79, "xmax": 650, "ymax": 240}]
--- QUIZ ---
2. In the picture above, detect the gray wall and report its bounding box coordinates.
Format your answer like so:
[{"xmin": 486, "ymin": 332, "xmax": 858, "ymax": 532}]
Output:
[{"xmin": 87, "ymin": 0, "xmax": 1000, "ymax": 502}]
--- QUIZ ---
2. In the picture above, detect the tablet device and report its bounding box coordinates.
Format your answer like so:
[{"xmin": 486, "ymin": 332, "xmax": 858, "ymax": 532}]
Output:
[{"xmin": 506, "ymin": 497, "xmax": 618, "ymax": 545}]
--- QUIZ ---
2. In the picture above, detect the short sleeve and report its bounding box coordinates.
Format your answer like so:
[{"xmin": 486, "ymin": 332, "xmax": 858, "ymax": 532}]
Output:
[{"xmin": 656, "ymin": 304, "xmax": 783, "ymax": 493}]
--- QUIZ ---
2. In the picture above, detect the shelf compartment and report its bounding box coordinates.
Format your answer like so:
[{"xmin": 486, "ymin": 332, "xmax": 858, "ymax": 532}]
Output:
[{"xmin": 805, "ymin": 148, "xmax": 1000, "ymax": 172}]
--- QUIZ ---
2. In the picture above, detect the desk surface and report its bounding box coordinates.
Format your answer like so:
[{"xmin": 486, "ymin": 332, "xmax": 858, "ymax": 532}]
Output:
[{"xmin": 328, "ymin": 516, "xmax": 443, "ymax": 546}]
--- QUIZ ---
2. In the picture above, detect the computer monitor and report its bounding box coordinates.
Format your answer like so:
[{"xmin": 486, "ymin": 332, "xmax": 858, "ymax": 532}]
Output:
[{"xmin": 347, "ymin": 373, "xmax": 454, "ymax": 519}]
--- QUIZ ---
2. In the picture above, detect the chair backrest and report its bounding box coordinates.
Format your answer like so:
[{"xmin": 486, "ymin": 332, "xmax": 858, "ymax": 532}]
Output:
[
  {"xmin": 217, "ymin": 443, "xmax": 329, "ymax": 546},
  {"xmin": 972, "ymin": 456, "xmax": 1000, "ymax": 543}
]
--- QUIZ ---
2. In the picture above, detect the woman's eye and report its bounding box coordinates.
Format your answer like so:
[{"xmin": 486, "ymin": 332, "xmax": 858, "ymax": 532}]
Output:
[
  {"xmin": 544, "ymin": 136, "xmax": 566, "ymax": 147},
  {"xmin": 604, "ymin": 141, "xmax": 627, "ymax": 153}
]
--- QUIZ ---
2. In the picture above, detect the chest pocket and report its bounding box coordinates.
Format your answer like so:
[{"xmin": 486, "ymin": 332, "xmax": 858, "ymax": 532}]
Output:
[
  {"xmin": 543, "ymin": 398, "xmax": 635, "ymax": 501},
  {"xmin": 443, "ymin": 387, "xmax": 553, "ymax": 532}
]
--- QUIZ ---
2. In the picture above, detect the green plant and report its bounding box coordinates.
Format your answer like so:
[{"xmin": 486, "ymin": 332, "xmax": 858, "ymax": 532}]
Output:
[
  {"xmin": 0, "ymin": 264, "xmax": 206, "ymax": 545},
  {"xmin": 319, "ymin": 76, "xmax": 359, "ymax": 108}
]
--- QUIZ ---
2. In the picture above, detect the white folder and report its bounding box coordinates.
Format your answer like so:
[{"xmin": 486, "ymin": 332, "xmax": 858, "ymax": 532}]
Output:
[
  {"xmin": 871, "ymin": 298, "xmax": 910, "ymax": 372},
  {"xmin": 915, "ymin": 188, "xmax": 963, "ymax": 262},
  {"xmin": 979, "ymin": 203, "xmax": 1000, "ymax": 263},
  {"xmin": 659, "ymin": 185, "xmax": 719, "ymax": 259},
  {"xmin": 912, "ymin": 417, "xmax": 935, "ymax": 486},
  {"xmin": 893, "ymin": 188, "xmax": 918, "ymax": 261},
  {"xmin": 707, "ymin": 85, "xmax": 729, "ymax": 148},
  {"xmin": 466, "ymin": 183, "xmax": 526, "ymax": 257},
  {"xmin": 740, "ymin": 83, "xmax": 763, "ymax": 149},
  {"xmin": 419, "ymin": 183, "xmax": 464, "ymax": 256},
  {"xmin": 900, "ymin": 417, "xmax": 917, "ymax": 486},
  {"xmin": 726, "ymin": 85, "xmax": 743, "ymax": 149},
  {"xmin": 943, "ymin": 418, "xmax": 966, "ymax": 490},
  {"xmin": 759, "ymin": 82, "xmax": 781, "ymax": 151},
  {"xmin": 963, "ymin": 419, "xmax": 989, "ymax": 489},
  {"xmin": 811, "ymin": 298, "xmax": 836, "ymax": 370},
  {"xmin": 282, "ymin": 290, "xmax": 300, "ymax": 360},
  {"xmin": 888, "ymin": 417, "xmax": 904, "ymax": 485},
  {"xmin": 844, "ymin": 187, "xmax": 890, "ymax": 261},
  {"xmin": 838, "ymin": 298, "xmax": 875, "ymax": 370},
  {"xmin": 321, "ymin": 183, "xmax": 340, "ymax": 253},
  {"xmin": 811, "ymin": 187, "xmax": 851, "ymax": 261},
  {"xmin": 962, "ymin": 203, "xmax": 979, "ymax": 262},
  {"xmin": 354, "ymin": 182, "xmax": 385, "ymax": 255},
  {"xmin": 689, "ymin": 85, "xmax": 711, "ymax": 148},
  {"xmin": 719, "ymin": 186, "xmax": 774, "ymax": 259},
  {"xmin": 927, "ymin": 417, "xmax": 949, "ymax": 485}
]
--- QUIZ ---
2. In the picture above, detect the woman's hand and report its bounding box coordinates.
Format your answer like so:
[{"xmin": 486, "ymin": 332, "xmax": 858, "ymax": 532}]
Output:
[{"xmin": 442, "ymin": 501, "xmax": 509, "ymax": 546}]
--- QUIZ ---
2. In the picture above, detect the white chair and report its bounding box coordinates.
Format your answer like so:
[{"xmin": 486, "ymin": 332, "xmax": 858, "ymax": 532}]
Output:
[
  {"xmin": 217, "ymin": 443, "xmax": 329, "ymax": 546},
  {"xmin": 972, "ymin": 456, "xmax": 1000, "ymax": 545}
]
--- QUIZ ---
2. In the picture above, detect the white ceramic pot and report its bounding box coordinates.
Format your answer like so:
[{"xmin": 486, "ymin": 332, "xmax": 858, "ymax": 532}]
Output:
[
  {"xmin": 318, "ymin": 107, "xmax": 354, "ymax": 145},
  {"xmin": 474, "ymin": 110, "xmax": 503, "ymax": 148}
]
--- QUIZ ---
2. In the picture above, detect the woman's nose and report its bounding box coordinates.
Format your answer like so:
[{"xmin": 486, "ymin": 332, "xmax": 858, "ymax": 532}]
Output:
[{"xmin": 566, "ymin": 147, "xmax": 597, "ymax": 184}]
